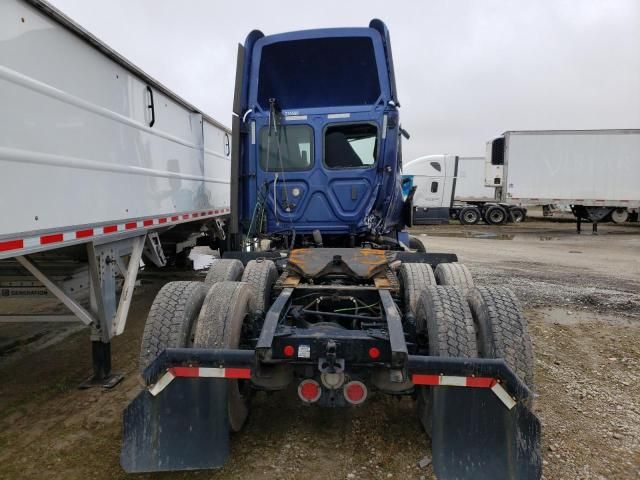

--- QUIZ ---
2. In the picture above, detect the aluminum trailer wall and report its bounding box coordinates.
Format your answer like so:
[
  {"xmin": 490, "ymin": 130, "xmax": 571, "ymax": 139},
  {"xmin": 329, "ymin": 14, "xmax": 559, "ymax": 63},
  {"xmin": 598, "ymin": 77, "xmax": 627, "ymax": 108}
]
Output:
[
  {"xmin": 502, "ymin": 130, "xmax": 640, "ymax": 208},
  {"xmin": 0, "ymin": 0, "xmax": 231, "ymax": 385},
  {"xmin": 0, "ymin": 0, "xmax": 231, "ymax": 259}
]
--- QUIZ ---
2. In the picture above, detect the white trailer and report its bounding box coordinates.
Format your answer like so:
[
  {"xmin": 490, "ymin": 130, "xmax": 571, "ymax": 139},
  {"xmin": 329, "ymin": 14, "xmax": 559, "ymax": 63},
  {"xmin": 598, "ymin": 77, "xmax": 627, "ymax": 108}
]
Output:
[
  {"xmin": 486, "ymin": 130, "xmax": 640, "ymax": 226},
  {"xmin": 0, "ymin": 0, "xmax": 231, "ymax": 385},
  {"xmin": 455, "ymin": 156, "xmax": 496, "ymax": 202}
]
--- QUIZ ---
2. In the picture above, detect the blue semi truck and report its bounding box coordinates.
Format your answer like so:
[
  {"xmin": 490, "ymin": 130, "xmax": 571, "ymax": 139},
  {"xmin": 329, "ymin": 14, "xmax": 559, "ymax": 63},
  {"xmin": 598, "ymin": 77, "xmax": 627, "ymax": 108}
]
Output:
[{"xmin": 122, "ymin": 21, "xmax": 541, "ymax": 479}]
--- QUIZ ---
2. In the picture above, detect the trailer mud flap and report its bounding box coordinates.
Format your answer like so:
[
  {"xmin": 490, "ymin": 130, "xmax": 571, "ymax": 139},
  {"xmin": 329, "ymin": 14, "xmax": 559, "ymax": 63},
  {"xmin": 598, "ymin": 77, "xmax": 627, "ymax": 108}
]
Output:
[
  {"xmin": 121, "ymin": 378, "xmax": 229, "ymax": 473},
  {"xmin": 431, "ymin": 387, "xmax": 541, "ymax": 480}
]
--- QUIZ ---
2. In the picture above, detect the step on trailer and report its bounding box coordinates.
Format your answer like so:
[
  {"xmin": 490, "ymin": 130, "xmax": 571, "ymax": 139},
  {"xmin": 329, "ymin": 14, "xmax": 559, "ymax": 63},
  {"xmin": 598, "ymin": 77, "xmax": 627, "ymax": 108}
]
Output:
[
  {"xmin": 122, "ymin": 19, "xmax": 542, "ymax": 479},
  {"xmin": 0, "ymin": 0, "xmax": 231, "ymax": 385}
]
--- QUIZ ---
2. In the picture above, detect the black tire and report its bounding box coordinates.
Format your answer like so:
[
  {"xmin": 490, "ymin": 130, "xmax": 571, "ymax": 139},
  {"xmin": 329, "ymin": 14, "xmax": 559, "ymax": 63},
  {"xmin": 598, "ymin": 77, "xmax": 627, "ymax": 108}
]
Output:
[
  {"xmin": 241, "ymin": 260, "xmax": 278, "ymax": 313},
  {"xmin": 409, "ymin": 236, "xmax": 426, "ymax": 252},
  {"xmin": 194, "ymin": 281, "xmax": 254, "ymax": 432},
  {"xmin": 510, "ymin": 207, "xmax": 526, "ymax": 223},
  {"xmin": 467, "ymin": 286, "xmax": 534, "ymax": 400},
  {"xmin": 138, "ymin": 281, "xmax": 206, "ymax": 374},
  {"xmin": 434, "ymin": 263, "xmax": 474, "ymax": 291},
  {"xmin": 398, "ymin": 263, "xmax": 436, "ymax": 316},
  {"xmin": 414, "ymin": 286, "xmax": 478, "ymax": 434},
  {"xmin": 484, "ymin": 205, "xmax": 507, "ymax": 225},
  {"xmin": 204, "ymin": 259, "xmax": 244, "ymax": 287},
  {"xmin": 459, "ymin": 206, "xmax": 481, "ymax": 225}
]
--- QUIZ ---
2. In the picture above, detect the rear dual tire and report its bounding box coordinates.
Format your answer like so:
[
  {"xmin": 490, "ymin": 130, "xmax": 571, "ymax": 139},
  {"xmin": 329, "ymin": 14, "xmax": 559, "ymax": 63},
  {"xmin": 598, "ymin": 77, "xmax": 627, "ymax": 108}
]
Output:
[
  {"xmin": 194, "ymin": 281, "xmax": 255, "ymax": 432},
  {"xmin": 468, "ymin": 286, "xmax": 535, "ymax": 403},
  {"xmin": 415, "ymin": 286, "xmax": 478, "ymax": 434}
]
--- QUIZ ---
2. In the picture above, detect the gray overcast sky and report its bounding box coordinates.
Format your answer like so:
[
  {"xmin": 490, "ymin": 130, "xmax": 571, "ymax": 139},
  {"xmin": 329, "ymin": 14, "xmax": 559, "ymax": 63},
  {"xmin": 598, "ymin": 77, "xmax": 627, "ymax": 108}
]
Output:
[{"xmin": 50, "ymin": 0, "xmax": 640, "ymax": 159}]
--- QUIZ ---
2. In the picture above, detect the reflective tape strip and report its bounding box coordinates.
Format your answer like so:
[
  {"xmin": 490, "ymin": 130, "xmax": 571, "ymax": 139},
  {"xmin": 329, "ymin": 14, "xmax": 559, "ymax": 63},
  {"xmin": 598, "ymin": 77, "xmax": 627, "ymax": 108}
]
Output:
[
  {"xmin": 149, "ymin": 370, "xmax": 176, "ymax": 396},
  {"xmin": 0, "ymin": 207, "xmax": 231, "ymax": 259},
  {"xmin": 149, "ymin": 365, "xmax": 252, "ymax": 396},
  {"xmin": 411, "ymin": 374, "xmax": 516, "ymax": 410},
  {"xmin": 491, "ymin": 382, "xmax": 517, "ymax": 409}
]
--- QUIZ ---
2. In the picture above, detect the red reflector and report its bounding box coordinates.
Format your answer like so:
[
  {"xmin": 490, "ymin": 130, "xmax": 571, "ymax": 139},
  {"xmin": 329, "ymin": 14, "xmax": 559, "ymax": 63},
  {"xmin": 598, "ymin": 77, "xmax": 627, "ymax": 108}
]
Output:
[
  {"xmin": 283, "ymin": 345, "xmax": 295, "ymax": 357},
  {"xmin": 169, "ymin": 367, "xmax": 199, "ymax": 377},
  {"xmin": 40, "ymin": 233, "xmax": 63, "ymax": 244},
  {"xmin": 344, "ymin": 381, "xmax": 367, "ymax": 405},
  {"xmin": 368, "ymin": 347, "xmax": 380, "ymax": 359},
  {"xmin": 298, "ymin": 379, "xmax": 321, "ymax": 403},
  {"xmin": 225, "ymin": 368, "xmax": 251, "ymax": 379},
  {"xmin": 0, "ymin": 239, "xmax": 23, "ymax": 252}
]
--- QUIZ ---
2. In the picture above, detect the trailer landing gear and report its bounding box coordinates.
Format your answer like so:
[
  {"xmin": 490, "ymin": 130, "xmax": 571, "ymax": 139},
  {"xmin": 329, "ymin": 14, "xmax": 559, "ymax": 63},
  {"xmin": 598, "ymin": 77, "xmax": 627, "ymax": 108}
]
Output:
[{"xmin": 79, "ymin": 340, "xmax": 124, "ymax": 389}]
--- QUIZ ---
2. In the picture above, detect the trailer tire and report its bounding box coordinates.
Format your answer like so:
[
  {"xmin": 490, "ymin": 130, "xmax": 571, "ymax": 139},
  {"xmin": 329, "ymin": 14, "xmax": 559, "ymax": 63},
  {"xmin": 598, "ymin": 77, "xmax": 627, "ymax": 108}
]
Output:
[
  {"xmin": 205, "ymin": 259, "xmax": 244, "ymax": 287},
  {"xmin": 611, "ymin": 208, "xmax": 629, "ymax": 224},
  {"xmin": 434, "ymin": 263, "xmax": 474, "ymax": 291},
  {"xmin": 510, "ymin": 206, "xmax": 526, "ymax": 223},
  {"xmin": 414, "ymin": 286, "xmax": 478, "ymax": 434},
  {"xmin": 194, "ymin": 281, "xmax": 255, "ymax": 432},
  {"xmin": 467, "ymin": 286, "xmax": 534, "ymax": 404},
  {"xmin": 398, "ymin": 263, "xmax": 436, "ymax": 316},
  {"xmin": 459, "ymin": 206, "xmax": 481, "ymax": 225},
  {"xmin": 409, "ymin": 235, "xmax": 426, "ymax": 252},
  {"xmin": 241, "ymin": 260, "xmax": 278, "ymax": 313},
  {"xmin": 485, "ymin": 205, "xmax": 508, "ymax": 225},
  {"xmin": 138, "ymin": 281, "xmax": 207, "ymax": 374}
]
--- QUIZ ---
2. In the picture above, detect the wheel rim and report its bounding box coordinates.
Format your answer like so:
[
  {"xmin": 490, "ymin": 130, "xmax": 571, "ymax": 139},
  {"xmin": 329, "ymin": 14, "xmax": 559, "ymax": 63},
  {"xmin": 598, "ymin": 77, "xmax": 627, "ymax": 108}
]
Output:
[
  {"xmin": 512, "ymin": 210, "xmax": 523, "ymax": 222},
  {"xmin": 463, "ymin": 211, "xmax": 477, "ymax": 223},
  {"xmin": 489, "ymin": 210, "xmax": 505, "ymax": 223}
]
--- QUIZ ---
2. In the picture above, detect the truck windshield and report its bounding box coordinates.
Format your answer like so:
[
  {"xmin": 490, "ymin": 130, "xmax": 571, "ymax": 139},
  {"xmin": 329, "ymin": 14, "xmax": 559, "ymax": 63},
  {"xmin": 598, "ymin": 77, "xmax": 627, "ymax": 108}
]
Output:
[
  {"xmin": 324, "ymin": 124, "xmax": 378, "ymax": 169},
  {"xmin": 259, "ymin": 125, "xmax": 313, "ymax": 171}
]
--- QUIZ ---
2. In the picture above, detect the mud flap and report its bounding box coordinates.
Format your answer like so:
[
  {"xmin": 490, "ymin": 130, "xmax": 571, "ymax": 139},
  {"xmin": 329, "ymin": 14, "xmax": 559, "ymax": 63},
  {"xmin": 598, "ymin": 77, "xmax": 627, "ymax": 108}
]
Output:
[
  {"xmin": 431, "ymin": 387, "xmax": 541, "ymax": 480},
  {"xmin": 120, "ymin": 378, "xmax": 229, "ymax": 473}
]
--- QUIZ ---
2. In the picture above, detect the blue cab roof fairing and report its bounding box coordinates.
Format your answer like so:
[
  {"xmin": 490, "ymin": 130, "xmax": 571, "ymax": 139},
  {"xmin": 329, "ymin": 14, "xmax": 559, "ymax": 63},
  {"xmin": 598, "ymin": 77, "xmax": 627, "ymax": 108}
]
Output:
[{"xmin": 247, "ymin": 27, "xmax": 392, "ymax": 111}]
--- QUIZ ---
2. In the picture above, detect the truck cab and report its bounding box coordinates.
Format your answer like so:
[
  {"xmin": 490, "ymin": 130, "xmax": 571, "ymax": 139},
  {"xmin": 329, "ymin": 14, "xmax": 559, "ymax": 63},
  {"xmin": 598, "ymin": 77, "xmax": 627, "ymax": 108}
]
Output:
[{"xmin": 232, "ymin": 21, "xmax": 407, "ymax": 248}]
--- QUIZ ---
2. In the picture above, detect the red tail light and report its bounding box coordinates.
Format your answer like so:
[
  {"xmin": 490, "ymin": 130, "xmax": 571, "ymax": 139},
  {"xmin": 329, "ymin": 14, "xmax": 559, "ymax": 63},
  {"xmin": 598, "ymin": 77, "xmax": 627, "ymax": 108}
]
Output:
[
  {"xmin": 343, "ymin": 380, "xmax": 367, "ymax": 405},
  {"xmin": 368, "ymin": 346, "xmax": 381, "ymax": 359},
  {"xmin": 283, "ymin": 345, "xmax": 295, "ymax": 357},
  {"xmin": 298, "ymin": 379, "xmax": 321, "ymax": 403}
]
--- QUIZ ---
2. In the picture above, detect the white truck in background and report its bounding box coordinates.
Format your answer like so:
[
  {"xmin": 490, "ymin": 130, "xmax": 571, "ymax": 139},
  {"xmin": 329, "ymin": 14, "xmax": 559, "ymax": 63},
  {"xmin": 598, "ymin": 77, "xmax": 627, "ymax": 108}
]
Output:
[
  {"xmin": 404, "ymin": 155, "xmax": 526, "ymax": 225},
  {"xmin": 406, "ymin": 130, "xmax": 640, "ymax": 228},
  {"xmin": 0, "ymin": 0, "xmax": 231, "ymax": 385}
]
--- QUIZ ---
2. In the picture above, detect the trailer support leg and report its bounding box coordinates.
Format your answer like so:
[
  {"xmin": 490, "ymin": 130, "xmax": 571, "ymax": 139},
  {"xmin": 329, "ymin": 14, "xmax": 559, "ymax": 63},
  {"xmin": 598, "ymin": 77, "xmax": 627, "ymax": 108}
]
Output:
[
  {"xmin": 81, "ymin": 235, "xmax": 145, "ymax": 388},
  {"xmin": 576, "ymin": 217, "xmax": 581, "ymax": 234},
  {"xmin": 592, "ymin": 222, "xmax": 598, "ymax": 235}
]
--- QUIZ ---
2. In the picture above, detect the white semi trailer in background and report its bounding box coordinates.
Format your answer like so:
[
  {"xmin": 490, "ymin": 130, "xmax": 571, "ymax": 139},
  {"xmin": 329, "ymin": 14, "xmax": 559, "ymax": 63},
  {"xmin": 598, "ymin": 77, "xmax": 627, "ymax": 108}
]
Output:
[
  {"xmin": 406, "ymin": 130, "xmax": 640, "ymax": 227},
  {"xmin": 488, "ymin": 129, "xmax": 640, "ymax": 229},
  {"xmin": 0, "ymin": 0, "xmax": 231, "ymax": 385}
]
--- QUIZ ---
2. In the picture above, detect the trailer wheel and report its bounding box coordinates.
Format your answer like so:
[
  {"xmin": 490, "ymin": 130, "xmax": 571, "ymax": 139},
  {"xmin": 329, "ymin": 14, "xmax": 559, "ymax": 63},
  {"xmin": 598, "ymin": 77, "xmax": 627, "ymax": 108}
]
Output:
[
  {"xmin": 414, "ymin": 286, "xmax": 478, "ymax": 434},
  {"xmin": 138, "ymin": 281, "xmax": 207, "ymax": 373},
  {"xmin": 611, "ymin": 208, "xmax": 629, "ymax": 224},
  {"xmin": 194, "ymin": 281, "xmax": 255, "ymax": 432},
  {"xmin": 205, "ymin": 259, "xmax": 244, "ymax": 287},
  {"xmin": 510, "ymin": 206, "xmax": 526, "ymax": 223},
  {"xmin": 434, "ymin": 263, "xmax": 474, "ymax": 291},
  {"xmin": 467, "ymin": 286, "xmax": 534, "ymax": 404},
  {"xmin": 398, "ymin": 263, "xmax": 436, "ymax": 316},
  {"xmin": 241, "ymin": 259, "xmax": 278, "ymax": 313},
  {"xmin": 459, "ymin": 206, "xmax": 481, "ymax": 225},
  {"xmin": 409, "ymin": 236, "xmax": 426, "ymax": 252},
  {"xmin": 485, "ymin": 205, "xmax": 507, "ymax": 225}
]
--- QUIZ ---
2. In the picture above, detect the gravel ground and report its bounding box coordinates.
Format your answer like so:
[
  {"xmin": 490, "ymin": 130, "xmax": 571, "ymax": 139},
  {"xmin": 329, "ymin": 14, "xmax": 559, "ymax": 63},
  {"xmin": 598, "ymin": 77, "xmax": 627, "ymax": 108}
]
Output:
[{"xmin": 0, "ymin": 220, "xmax": 638, "ymax": 480}]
